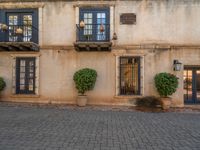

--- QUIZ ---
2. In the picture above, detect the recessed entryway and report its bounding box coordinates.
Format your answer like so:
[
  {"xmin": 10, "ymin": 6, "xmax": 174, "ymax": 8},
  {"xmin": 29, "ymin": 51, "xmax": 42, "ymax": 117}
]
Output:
[{"xmin": 184, "ymin": 66, "xmax": 200, "ymax": 104}]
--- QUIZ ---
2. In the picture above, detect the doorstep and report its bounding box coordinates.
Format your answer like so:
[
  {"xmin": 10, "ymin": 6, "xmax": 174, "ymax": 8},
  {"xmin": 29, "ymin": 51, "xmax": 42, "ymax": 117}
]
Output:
[
  {"xmin": 184, "ymin": 104, "xmax": 200, "ymax": 111},
  {"xmin": 10, "ymin": 94, "xmax": 40, "ymax": 98}
]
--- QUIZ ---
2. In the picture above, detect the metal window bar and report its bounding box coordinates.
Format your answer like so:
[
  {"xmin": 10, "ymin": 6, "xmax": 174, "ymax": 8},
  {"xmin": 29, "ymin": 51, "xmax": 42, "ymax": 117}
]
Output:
[
  {"xmin": 0, "ymin": 25, "xmax": 38, "ymax": 43},
  {"xmin": 120, "ymin": 57, "xmax": 140, "ymax": 95},
  {"xmin": 76, "ymin": 24, "xmax": 110, "ymax": 42}
]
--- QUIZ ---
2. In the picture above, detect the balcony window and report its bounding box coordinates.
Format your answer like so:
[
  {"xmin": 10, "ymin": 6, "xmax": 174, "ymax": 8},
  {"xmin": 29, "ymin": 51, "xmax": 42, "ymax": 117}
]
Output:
[
  {"xmin": 77, "ymin": 8, "xmax": 110, "ymax": 42},
  {"xmin": 0, "ymin": 9, "xmax": 39, "ymax": 51},
  {"xmin": 7, "ymin": 14, "xmax": 36, "ymax": 42}
]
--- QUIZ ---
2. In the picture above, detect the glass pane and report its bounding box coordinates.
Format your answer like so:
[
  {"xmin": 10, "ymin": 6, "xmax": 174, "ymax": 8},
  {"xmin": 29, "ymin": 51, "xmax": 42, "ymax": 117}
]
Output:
[
  {"xmin": 20, "ymin": 72, "xmax": 25, "ymax": 78},
  {"xmin": 29, "ymin": 61, "xmax": 34, "ymax": 66},
  {"xmin": 8, "ymin": 15, "xmax": 18, "ymax": 42},
  {"xmin": 29, "ymin": 79, "xmax": 33, "ymax": 85},
  {"xmin": 102, "ymin": 13, "xmax": 106, "ymax": 18},
  {"xmin": 84, "ymin": 13, "xmax": 88, "ymax": 18},
  {"xmin": 97, "ymin": 13, "xmax": 101, "ymax": 18},
  {"xmin": 83, "ymin": 13, "xmax": 92, "ymax": 24},
  {"xmin": 20, "ymin": 60, "xmax": 26, "ymax": 66},
  {"xmin": 9, "ymin": 15, "xmax": 18, "ymax": 25},
  {"xmin": 184, "ymin": 70, "xmax": 193, "ymax": 102},
  {"xmin": 120, "ymin": 58, "xmax": 139, "ymax": 95},
  {"xmin": 97, "ymin": 13, "xmax": 106, "ymax": 41},
  {"xmin": 29, "ymin": 73, "xmax": 34, "ymax": 78},
  {"xmin": 29, "ymin": 67, "xmax": 34, "ymax": 73},
  {"xmin": 20, "ymin": 85, "xmax": 25, "ymax": 90},
  {"xmin": 88, "ymin": 13, "xmax": 92, "ymax": 18},
  {"xmin": 197, "ymin": 70, "xmax": 200, "ymax": 101},
  {"xmin": 20, "ymin": 79, "xmax": 25, "ymax": 85},
  {"xmin": 29, "ymin": 85, "xmax": 33, "ymax": 91},
  {"xmin": 20, "ymin": 67, "xmax": 25, "ymax": 72},
  {"xmin": 83, "ymin": 13, "xmax": 93, "ymax": 40},
  {"xmin": 23, "ymin": 15, "xmax": 32, "ymax": 42},
  {"xmin": 23, "ymin": 15, "xmax": 32, "ymax": 26}
]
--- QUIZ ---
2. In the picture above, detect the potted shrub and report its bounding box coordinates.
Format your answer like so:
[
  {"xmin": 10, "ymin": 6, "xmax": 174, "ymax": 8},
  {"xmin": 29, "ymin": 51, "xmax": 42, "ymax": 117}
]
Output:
[
  {"xmin": 0, "ymin": 77, "xmax": 6, "ymax": 99},
  {"xmin": 73, "ymin": 68, "xmax": 97, "ymax": 106},
  {"xmin": 154, "ymin": 72, "xmax": 178, "ymax": 110}
]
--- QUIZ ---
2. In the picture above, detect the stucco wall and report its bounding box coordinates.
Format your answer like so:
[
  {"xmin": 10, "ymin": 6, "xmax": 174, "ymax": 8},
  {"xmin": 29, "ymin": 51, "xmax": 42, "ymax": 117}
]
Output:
[
  {"xmin": 2, "ymin": 0, "xmax": 198, "ymax": 46},
  {"xmin": 1, "ymin": 0, "xmax": 200, "ymax": 106},
  {"xmin": 115, "ymin": 0, "xmax": 200, "ymax": 45},
  {"xmin": 34, "ymin": 0, "xmax": 200, "ymax": 46},
  {"xmin": 1, "ymin": 48, "xmax": 200, "ymax": 106},
  {"xmin": 1, "ymin": 1, "xmax": 200, "ymax": 45}
]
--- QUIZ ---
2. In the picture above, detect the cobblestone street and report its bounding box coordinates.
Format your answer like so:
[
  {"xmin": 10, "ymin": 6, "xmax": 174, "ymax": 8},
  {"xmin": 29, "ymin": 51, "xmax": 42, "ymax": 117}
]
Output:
[{"xmin": 0, "ymin": 103, "xmax": 200, "ymax": 150}]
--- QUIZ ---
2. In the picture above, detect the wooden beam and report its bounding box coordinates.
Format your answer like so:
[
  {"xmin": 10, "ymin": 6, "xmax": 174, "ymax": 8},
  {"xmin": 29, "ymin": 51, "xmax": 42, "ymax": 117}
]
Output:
[{"xmin": 0, "ymin": 42, "xmax": 39, "ymax": 51}]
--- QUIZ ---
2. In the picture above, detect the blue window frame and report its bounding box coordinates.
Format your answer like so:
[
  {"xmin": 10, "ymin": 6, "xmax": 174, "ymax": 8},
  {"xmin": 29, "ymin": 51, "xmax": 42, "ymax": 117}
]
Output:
[
  {"xmin": 16, "ymin": 57, "xmax": 36, "ymax": 94},
  {"xmin": 79, "ymin": 8, "xmax": 110, "ymax": 42},
  {"xmin": 0, "ymin": 9, "xmax": 38, "ymax": 43}
]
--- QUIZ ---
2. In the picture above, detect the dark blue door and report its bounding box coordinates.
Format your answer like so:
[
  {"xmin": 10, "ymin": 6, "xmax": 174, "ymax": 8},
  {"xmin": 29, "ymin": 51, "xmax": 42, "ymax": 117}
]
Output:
[
  {"xmin": 79, "ymin": 8, "xmax": 110, "ymax": 42},
  {"xmin": 16, "ymin": 57, "xmax": 36, "ymax": 94},
  {"xmin": 184, "ymin": 67, "xmax": 200, "ymax": 104}
]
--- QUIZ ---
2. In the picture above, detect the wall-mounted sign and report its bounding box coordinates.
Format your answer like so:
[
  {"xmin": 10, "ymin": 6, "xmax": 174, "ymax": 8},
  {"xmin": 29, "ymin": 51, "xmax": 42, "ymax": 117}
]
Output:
[{"xmin": 120, "ymin": 13, "xmax": 136, "ymax": 25}]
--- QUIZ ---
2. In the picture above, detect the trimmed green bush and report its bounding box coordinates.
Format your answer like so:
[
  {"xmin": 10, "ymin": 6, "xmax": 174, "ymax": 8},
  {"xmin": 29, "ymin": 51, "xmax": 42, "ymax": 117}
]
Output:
[
  {"xmin": 136, "ymin": 96, "xmax": 161, "ymax": 108},
  {"xmin": 73, "ymin": 68, "xmax": 97, "ymax": 95},
  {"xmin": 154, "ymin": 72, "xmax": 178, "ymax": 97},
  {"xmin": 0, "ymin": 77, "xmax": 6, "ymax": 92}
]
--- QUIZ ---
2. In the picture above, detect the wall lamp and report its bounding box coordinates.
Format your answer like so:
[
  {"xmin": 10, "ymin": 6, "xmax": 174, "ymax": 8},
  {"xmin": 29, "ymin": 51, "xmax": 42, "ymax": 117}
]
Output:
[{"xmin": 173, "ymin": 60, "xmax": 182, "ymax": 71}]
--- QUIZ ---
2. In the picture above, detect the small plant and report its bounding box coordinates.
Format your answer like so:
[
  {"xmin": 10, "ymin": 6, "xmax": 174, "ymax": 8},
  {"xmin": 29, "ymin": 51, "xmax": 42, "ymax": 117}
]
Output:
[
  {"xmin": 154, "ymin": 72, "xmax": 178, "ymax": 97},
  {"xmin": 135, "ymin": 96, "xmax": 161, "ymax": 108},
  {"xmin": 73, "ymin": 68, "xmax": 97, "ymax": 95},
  {"xmin": 0, "ymin": 77, "xmax": 6, "ymax": 92}
]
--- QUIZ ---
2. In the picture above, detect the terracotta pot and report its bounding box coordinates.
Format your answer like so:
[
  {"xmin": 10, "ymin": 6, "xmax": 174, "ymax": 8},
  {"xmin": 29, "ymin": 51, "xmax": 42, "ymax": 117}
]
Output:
[
  {"xmin": 161, "ymin": 97, "xmax": 172, "ymax": 110},
  {"xmin": 79, "ymin": 21, "xmax": 85, "ymax": 28},
  {"xmin": 77, "ymin": 95, "xmax": 88, "ymax": 107},
  {"xmin": 16, "ymin": 28, "xmax": 23, "ymax": 34},
  {"xmin": 112, "ymin": 32, "xmax": 118, "ymax": 40},
  {"xmin": 1, "ymin": 24, "xmax": 8, "ymax": 31},
  {"xmin": 99, "ymin": 24, "xmax": 105, "ymax": 32}
]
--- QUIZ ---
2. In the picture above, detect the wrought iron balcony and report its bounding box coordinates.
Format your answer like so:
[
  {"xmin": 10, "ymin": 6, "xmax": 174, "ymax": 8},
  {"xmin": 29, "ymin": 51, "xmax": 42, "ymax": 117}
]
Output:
[
  {"xmin": 74, "ymin": 24, "xmax": 112, "ymax": 51},
  {"xmin": 0, "ymin": 24, "xmax": 39, "ymax": 51},
  {"xmin": 76, "ymin": 24, "xmax": 110, "ymax": 42}
]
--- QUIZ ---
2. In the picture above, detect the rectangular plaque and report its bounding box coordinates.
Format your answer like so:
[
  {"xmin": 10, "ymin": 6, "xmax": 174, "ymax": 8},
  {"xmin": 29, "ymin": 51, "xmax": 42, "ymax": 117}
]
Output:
[{"xmin": 120, "ymin": 13, "xmax": 136, "ymax": 25}]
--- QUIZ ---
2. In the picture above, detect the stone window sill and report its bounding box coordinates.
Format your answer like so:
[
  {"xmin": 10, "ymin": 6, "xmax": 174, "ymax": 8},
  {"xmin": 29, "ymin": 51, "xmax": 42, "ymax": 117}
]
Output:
[
  {"xmin": 114, "ymin": 95, "xmax": 143, "ymax": 99},
  {"xmin": 11, "ymin": 94, "xmax": 40, "ymax": 98}
]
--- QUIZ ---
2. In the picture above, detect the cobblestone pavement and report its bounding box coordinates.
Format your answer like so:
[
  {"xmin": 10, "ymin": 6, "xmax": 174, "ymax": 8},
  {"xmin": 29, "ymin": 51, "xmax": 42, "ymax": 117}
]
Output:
[{"xmin": 0, "ymin": 104, "xmax": 200, "ymax": 150}]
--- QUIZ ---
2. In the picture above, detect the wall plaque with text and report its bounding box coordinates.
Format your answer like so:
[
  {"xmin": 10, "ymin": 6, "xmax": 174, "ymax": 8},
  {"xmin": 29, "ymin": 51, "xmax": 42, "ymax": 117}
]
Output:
[{"xmin": 120, "ymin": 13, "xmax": 136, "ymax": 25}]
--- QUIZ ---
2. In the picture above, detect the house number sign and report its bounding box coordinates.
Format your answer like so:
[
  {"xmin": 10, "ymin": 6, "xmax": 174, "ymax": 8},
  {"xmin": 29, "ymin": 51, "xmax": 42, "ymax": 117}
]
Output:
[{"xmin": 120, "ymin": 13, "xmax": 136, "ymax": 25}]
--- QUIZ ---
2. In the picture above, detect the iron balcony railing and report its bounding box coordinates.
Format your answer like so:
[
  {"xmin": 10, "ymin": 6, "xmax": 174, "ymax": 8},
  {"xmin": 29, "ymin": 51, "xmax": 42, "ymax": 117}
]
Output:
[
  {"xmin": 0, "ymin": 24, "xmax": 38, "ymax": 44},
  {"xmin": 76, "ymin": 24, "xmax": 110, "ymax": 42}
]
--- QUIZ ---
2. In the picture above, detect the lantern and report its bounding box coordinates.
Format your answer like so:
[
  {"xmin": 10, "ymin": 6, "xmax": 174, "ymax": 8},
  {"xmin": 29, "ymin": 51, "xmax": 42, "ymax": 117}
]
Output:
[
  {"xmin": 173, "ymin": 60, "xmax": 182, "ymax": 71},
  {"xmin": 112, "ymin": 32, "xmax": 118, "ymax": 40}
]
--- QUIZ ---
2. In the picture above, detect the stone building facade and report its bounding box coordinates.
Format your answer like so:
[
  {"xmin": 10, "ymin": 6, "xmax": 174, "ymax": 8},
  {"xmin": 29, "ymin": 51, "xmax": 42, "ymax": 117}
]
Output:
[{"xmin": 0, "ymin": 0, "xmax": 200, "ymax": 107}]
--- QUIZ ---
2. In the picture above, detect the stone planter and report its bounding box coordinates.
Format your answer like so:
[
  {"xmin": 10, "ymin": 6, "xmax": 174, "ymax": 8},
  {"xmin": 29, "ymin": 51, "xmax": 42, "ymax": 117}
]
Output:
[
  {"xmin": 77, "ymin": 95, "xmax": 88, "ymax": 107},
  {"xmin": 161, "ymin": 97, "xmax": 172, "ymax": 110}
]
